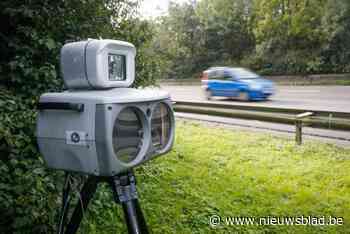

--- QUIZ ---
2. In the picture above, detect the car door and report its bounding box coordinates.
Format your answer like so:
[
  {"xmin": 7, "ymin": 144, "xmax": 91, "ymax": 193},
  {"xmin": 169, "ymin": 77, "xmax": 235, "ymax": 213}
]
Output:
[
  {"xmin": 224, "ymin": 73, "xmax": 240, "ymax": 97},
  {"xmin": 215, "ymin": 70, "xmax": 229, "ymax": 96},
  {"xmin": 207, "ymin": 69, "xmax": 222, "ymax": 96},
  {"xmin": 210, "ymin": 70, "xmax": 239, "ymax": 97},
  {"xmin": 215, "ymin": 71, "xmax": 232, "ymax": 97}
]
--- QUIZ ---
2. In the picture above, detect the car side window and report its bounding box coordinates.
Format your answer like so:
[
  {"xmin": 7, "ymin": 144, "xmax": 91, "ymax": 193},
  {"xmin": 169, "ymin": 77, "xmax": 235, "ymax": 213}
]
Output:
[
  {"xmin": 208, "ymin": 70, "xmax": 217, "ymax": 79},
  {"xmin": 217, "ymin": 70, "xmax": 225, "ymax": 80},
  {"xmin": 213, "ymin": 70, "xmax": 226, "ymax": 81},
  {"xmin": 223, "ymin": 70, "xmax": 233, "ymax": 80},
  {"xmin": 208, "ymin": 69, "xmax": 235, "ymax": 81},
  {"xmin": 229, "ymin": 74, "xmax": 237, "ymax": 81}
]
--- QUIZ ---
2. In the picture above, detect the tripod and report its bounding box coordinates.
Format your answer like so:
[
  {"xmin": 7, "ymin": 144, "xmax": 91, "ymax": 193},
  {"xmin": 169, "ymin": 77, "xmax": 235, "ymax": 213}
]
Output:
[{"xmin": 57, "ymin": 170, "xmax": 149, "ymax": 234}]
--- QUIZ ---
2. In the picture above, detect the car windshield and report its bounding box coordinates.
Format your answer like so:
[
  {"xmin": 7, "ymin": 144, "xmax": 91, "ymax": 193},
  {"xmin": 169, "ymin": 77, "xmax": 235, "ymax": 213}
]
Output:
[{"xmin": 229, "ymin": 68, "xmax": 259, "ymax": 79}]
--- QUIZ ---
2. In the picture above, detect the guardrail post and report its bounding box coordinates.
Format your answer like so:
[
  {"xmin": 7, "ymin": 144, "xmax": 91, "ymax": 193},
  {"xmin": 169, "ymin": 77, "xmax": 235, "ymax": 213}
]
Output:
[
  {"xmin": 295, "ymin": 112, "xmax": 314, "ymax": 145},
  {"xmin": 295, "ymin": 120, "xmax": 302, "ymax": 145}
]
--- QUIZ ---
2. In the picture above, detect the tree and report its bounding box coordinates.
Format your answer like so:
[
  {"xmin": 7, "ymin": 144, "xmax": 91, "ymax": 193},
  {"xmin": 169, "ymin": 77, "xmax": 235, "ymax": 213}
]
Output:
[
  {"xmin": 152, "ymin": 0, "xmax": 255, "ymax": 79},
  {"xmin": 252, "ymin": 0, "xmax": 328, "ymax": 74},
  {"xmin": 197, "ymin": 0, "xmax": 255, "ymax": 64},
  {"xmin": 152, "ymin": 1, "xmax": 204, "ymax": 79},
  {"xmin": 321, "ymin": 0, "xmax": 350, "ymax": 73}
]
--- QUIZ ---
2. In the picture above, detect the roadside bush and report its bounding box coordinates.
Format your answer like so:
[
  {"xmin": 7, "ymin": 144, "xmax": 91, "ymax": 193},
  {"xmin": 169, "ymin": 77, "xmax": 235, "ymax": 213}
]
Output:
[
  {"xmin": 0, "ymin": 89, "xmax": 62, "ymax": 233},
  {"xmin": 0, "ymin": 1, "xmax": 158, "ymax": 233}
]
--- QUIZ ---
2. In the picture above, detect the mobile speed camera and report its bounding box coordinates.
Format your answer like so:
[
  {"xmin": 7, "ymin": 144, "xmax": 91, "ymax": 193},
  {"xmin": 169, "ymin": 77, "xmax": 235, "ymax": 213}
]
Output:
[{"xmin": 36, "ymin": 39, "xmax": 175, "ymax": 176}]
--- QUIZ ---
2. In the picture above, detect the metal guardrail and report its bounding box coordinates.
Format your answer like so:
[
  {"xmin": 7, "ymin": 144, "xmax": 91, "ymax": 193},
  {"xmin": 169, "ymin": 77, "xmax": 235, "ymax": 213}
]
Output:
[
  {"xmin": 173, "ymin": 100, "xmax": 350, "ymax": 144},
  {"xmin": 174, "ymin": 101, "xmax": 350, "ymax": 118}
]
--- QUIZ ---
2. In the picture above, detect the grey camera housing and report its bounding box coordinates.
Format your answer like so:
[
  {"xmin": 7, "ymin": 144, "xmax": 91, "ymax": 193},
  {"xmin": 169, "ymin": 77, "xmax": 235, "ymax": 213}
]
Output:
[
  {"xmin": 37, "ymin": 39, "xmax": 175, "ymax": 176},
  {"xmin": 61, "ymin": 39, "xmax": 136, "ymax": 89},
  {"xmin": 37, "ymin": 88, "xmax": 175, "ymax": 176}
]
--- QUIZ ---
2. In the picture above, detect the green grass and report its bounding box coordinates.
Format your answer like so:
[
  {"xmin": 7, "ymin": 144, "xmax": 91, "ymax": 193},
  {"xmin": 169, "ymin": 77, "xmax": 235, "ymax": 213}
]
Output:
[
  {"xmin": 278, "ymin": 79, "xmax": 350, "ymax": 86},
  {"xmin": 333, "ymin": 79, "xmax": 350, "ymax": 86},
  {"xmin": 83, "ymin": 120, "xmax": 350, "ymax": 233}
]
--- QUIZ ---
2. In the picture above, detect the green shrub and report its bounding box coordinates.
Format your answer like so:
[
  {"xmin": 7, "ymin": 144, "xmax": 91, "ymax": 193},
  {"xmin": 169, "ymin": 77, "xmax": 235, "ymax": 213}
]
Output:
[
  {"xmin": 0, "ymin": 1, "xmax": 159, "ymax": 233},
  {"xmin": 0, "ymin": 89, "xmax": 61, "ymax": 233}
]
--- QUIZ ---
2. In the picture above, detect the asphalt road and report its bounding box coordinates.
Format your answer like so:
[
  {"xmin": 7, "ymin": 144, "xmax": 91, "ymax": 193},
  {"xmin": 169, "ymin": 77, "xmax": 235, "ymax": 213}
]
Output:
[{"xmin": 161, "ymin": 85, "xmax": 350, "ymax": 112}]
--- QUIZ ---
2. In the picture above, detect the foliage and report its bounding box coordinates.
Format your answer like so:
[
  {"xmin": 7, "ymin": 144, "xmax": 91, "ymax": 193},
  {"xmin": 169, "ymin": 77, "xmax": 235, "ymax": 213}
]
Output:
[
  {"xmin": 151, "ymin": 0, "xmax": 350, "ymax": 78},
  {"xmin": 152, "ymin": 2, "xmax": 204, "ymax": 79},
  {"xmin": 0, "ymin": 89, "xmax": 62, "ymax": 233},
  {"xmin": 153, "ymin": 0, "xmax": 255, "ymax": 79},
  {"xmin": 251, "ymin": 0, "xmax": 328, "ymax": 75},
  {"xmin": 0, "ymin": 0, "xmax": 159, "ymax": 233},
  {"xmin": 321, "ymin": 0, "xmax": 350, "ymax": 73},
  {"xmin": 82, "ymin": 120, "xmax": 350, "ymax": 233}
]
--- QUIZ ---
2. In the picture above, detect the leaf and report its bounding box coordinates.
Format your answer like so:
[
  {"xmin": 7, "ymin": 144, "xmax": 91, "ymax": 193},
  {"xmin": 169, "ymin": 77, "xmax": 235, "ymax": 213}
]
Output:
[{"xmin": 45, "ymin": 38, "xmax": 56, "ymax": 50}]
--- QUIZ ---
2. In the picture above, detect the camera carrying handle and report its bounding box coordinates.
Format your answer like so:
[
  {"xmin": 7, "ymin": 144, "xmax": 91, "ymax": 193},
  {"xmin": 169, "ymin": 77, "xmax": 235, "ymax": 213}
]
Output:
[{"xmin": 38, "ymin": 102, "xmax": 84, "ymax": 112}]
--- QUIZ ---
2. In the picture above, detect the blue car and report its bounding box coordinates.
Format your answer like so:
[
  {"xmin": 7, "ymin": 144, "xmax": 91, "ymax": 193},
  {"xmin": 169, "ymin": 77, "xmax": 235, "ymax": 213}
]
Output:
[{"xmin": 201, "ymin": 67, "xmax": 275, "ymax": 101}]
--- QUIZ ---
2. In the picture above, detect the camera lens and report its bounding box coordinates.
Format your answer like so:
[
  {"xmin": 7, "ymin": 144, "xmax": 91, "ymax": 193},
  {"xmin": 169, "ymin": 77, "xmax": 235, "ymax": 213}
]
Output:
[
  {"xmin": 113, "ymin": 107, "xmax": 143, "ymax": 163},
  {"xmin": 151, "ymin": 103, "xmax": 172, "ymax": 151}
]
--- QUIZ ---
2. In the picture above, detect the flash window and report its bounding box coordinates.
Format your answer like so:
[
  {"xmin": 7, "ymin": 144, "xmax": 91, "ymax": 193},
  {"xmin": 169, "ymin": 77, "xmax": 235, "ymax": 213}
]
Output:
[{"xmin": 108, "ymin": 54, "xmax": 126, "ymax": 81}]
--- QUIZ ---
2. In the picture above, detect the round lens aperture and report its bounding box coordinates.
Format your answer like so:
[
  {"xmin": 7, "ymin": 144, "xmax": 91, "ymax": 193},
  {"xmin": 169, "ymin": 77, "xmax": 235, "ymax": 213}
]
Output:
[
  {"xmin": 151, "ymin": 103, "xmax": 172, "ymax": 151},
  {"xmin": 113, "ymin": 107, "xmax": 143, "ymax": 163}
]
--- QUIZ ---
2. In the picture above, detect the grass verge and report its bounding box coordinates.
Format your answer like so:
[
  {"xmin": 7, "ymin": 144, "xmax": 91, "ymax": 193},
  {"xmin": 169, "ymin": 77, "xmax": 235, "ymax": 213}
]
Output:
[{"xmin": 83, "ymin": 120, "xmax": 350, "ymax": 233}]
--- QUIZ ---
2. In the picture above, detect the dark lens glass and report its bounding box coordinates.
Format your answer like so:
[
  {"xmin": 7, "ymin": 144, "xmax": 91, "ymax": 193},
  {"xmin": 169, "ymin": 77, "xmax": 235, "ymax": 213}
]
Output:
[
  {"xmin": 108, "ymin": 54, "xmax": 126, "ymax": 81},
  {"xmin": 113, "ymin": 108, "xmax": 142, "ymax": 163},
  {"xmin": 151, "ymin": 103, "xmax": 171, "ymax": 151}
]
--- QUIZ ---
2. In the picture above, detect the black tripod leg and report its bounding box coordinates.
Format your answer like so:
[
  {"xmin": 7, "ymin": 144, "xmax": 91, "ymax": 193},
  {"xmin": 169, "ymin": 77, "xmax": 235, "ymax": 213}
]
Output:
[
  {"xmin": 134, "ymin": 199, "xmax": 148, "ymax": 233},
  {"xmin": 122, "ymin": 200, "xmax": 143, "ymax": 234},
  {"xmin": 132, "ymin": 199, "xmax": 148, "ymax": 234},
  {"xmin": 110, "ymin": 172, "xmax": 149, "ymax": 234},
  {"xmin": 65, "ymin": 176, "xmax": 99, "ymax": 234},
  {"xmin": 58, "ymin": 172, "xmax": 72, "ymax": 234}
]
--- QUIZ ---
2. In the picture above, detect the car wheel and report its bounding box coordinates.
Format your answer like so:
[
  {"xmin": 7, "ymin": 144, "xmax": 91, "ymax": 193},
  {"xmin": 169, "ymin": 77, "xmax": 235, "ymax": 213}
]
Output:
[
  {"xmin": 238, "ymin": 91, "xmax": 249, "ymax": 101},
  {"xmin": 205, "ymin": 89, "xmax": 212, "ymax": 100}
]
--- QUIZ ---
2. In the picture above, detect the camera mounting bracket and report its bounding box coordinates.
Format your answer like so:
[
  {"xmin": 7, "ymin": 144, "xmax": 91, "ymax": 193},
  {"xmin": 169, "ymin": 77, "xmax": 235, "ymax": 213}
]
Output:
[{"xmin": 111, "ymin": 171, "xmax": 138, "ymax": 203}]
